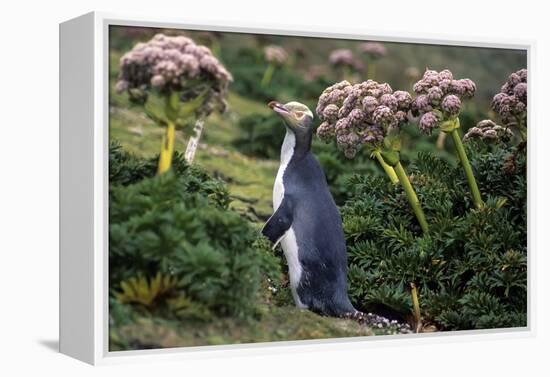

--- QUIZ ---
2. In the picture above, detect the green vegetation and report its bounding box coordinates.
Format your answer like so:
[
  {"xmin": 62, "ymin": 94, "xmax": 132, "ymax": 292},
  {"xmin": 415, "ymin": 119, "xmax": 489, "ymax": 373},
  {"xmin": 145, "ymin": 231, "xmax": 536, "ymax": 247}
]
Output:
[
  {"xmin": 108, "ymin": 145, "xmax": 387, "ymax": 350},
  {"xmin": 108, "ymin": 26, "xmax": 527, "ymax": 350},
  {"xmin": 343, "ymin": 144, "xmax": 527, "ymax": 329}
]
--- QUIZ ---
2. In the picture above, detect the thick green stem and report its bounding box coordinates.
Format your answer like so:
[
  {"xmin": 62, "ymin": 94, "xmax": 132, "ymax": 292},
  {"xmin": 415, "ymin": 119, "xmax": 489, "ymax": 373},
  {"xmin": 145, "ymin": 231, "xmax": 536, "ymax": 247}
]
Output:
[
  {"xmin": 373, "ymin": 150, "xmax": 399, "ymax": 184},
  {"xmin": 436, "ymin": 131, "xmax": 447, "ymax": 150},
  {"xmin": 261, "ymin": 63, "xmax": 276, "ymax": 88},
  {"xmin": 158, "ymin": 120, "xmax": 176, "ymax": 174},
  {"xmin": 410, "ymin": 282, "xmax": 422, "ymax": 333},
  {"xmin": 395, "ymin": 162, "xmax": 429, "ymax": 234},
  {"xmin": 450, "ymin": 128, "xmax": 483, "ymax": 208}
]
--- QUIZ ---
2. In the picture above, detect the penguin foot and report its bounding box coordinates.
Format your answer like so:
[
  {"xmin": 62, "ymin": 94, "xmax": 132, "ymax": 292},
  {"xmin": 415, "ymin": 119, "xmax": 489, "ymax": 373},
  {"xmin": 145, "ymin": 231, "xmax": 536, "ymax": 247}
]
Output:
[{"xmin": 341, "ymin": 311, "xmax": 412, "ymax": 335}]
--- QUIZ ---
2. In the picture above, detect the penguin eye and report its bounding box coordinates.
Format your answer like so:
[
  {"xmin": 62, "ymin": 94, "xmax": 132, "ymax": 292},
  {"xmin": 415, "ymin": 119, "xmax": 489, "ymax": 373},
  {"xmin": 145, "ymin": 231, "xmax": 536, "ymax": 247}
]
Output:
[{"xmin": 295, "ymin": 111, "xmax": 305, "ymax": 119}]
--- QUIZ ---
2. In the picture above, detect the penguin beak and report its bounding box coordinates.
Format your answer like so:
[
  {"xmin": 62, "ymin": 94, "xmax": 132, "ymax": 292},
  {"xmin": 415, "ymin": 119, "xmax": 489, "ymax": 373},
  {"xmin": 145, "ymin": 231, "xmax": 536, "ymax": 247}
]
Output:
[{"xmin": 268, "ymin": 101, "xmax": 290, "ymax": 117}]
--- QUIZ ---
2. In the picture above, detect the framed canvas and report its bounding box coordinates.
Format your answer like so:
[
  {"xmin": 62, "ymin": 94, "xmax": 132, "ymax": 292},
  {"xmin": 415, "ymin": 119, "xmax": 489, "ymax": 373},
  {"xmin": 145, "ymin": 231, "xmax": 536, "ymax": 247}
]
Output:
[{"xmin": 59, "ymin": 12, "xmax": 533, "ymax": 365}]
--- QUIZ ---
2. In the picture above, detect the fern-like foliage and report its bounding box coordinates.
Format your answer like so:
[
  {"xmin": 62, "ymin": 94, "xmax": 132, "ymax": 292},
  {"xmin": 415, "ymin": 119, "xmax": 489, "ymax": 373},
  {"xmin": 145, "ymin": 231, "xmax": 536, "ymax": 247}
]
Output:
[
  {"xmin": 109, "ymin": 144, "xmax": 280, "ymax": 323},
  {"xmin": 343, "ymin": 143, "xmax": 527, "ymax": 330}
]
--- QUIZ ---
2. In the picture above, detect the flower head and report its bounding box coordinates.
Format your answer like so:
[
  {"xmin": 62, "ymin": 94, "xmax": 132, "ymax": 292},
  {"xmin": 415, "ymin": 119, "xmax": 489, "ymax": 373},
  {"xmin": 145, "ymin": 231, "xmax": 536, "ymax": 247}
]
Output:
[
  {"xmin": 322, "ymin": 104, "xmax": 340, "ymax": 122},
  {"xmin": 358, "ymin": 42, "xmax": 387, "ymax": 59},
  {"xmin": 362, "ymin": 96, "xmax": 379, "ymax": 113},
  {"xmin": 419, "ymin": 111, "xmax": 440, "ymax": 134},
  {"xmin": 329, "ymin": 49, "xmax": 363, "ymax": 70},
  {"xmin": 373, "ymin": 105, "xmax": 395, "ymax": 126},
  {"xmin": 451, "ymin": 79, "xmax": 476, "ymax": 99},
  {"xmin": 264, "ymin": 45, "xmax": 288, "ymax": 66},
  {"xmin": 491, "ymin": 69, "xmax": 527, "ymax": 126},
  {"xmin": 464, "ymin": 119, "xmax": 513, "ymax": 142},
  {"xmin": 411, "ymin": 69, "xmax": 476, "ymax": 130},
  {"xmin": 412, "ymin": 95, "xmax": 432, "ymax": 114},
  {"xmin": 363, "ymin": 125, "xmax": 384, "ymax": 143},
  {"xmin": 427, "ymin": 86, "xmax": 444, "ymax": 105},
  {"xmin": 441, "ymin": 95, "xmax": 462, "ymax": 117},
  {"xmin": 116, "ymin": 33, "xmax": 232, "ymax": 115},
  {"xmin": 393, "ymin": 91, "xmax": 413, "ymax": 110},
  {"xmin": 379, "ymin": 94, "xmax": 398, "ymax": 112},
  {"xmin": 316, "ymin": 79, "xmax": 412, "ymax": 157},
  {"xmin": 437, "ymin": 69, "xmax": 453, "ymax": 81},
  {"xmin": 317, "ymin": 121, "xmax": 335, "ymax": 142},
  {"xmin": 413, "ymin": 68, "xmax": 475, "ymax": 98}
]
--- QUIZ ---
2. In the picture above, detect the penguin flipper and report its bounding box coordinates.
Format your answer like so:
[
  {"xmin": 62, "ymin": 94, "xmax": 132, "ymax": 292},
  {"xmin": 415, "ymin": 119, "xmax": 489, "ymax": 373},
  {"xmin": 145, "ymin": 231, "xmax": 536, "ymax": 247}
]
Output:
[{"xmin": 261, "ymin": 197, "xmax": 293, "ymax": 247}]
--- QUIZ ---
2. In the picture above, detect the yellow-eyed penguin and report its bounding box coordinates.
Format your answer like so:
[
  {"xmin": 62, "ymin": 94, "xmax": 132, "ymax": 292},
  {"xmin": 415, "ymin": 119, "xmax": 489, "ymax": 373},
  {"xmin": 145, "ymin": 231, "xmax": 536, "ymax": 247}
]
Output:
[{"xmin": 262, "ymin": 100, "xmax": 356, "ymax": 317}]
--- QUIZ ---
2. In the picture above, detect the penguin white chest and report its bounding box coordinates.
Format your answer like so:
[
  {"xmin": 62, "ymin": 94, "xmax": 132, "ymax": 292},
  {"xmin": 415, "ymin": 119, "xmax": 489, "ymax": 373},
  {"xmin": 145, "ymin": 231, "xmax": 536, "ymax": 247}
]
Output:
[
  {"xmin": 272, "ymin": 131, "xmax": 306, "ymax": 309},
  {"xmin": 273, "ymin": 131, "xmax": 295, "ymax": 211}
]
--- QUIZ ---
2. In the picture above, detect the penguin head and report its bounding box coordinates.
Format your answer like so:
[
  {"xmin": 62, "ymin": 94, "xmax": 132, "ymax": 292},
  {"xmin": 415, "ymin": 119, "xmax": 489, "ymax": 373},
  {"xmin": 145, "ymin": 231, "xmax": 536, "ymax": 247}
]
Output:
[{"xmin": 268, "ymin": 101, "xmax": 314, "ymax": 136}]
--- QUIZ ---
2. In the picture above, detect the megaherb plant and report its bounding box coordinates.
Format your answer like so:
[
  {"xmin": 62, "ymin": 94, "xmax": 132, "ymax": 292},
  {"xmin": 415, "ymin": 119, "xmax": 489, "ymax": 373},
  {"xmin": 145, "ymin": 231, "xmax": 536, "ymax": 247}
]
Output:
[
  {"xmin": 357, "ymin": 42, "xmax": 387, "ymax": 80},
  {"xmin": 463, "ymin": 69, "xmax": 528, "ymax": 179},
  {"xmin": 261, "ymin": 45, "xmax": 288, "ymax": 88},
  {"xmin": 317, "ymin": 68, "xmax": 527, "ymax": 331},
  {"xmin": 491, "ymin": 69, "xmax": 528, "ymax": 141},
  {"xmin": 411, "ymin": 69, "xmax": 483, "ymax": 208},
  {"xmin": 316, "ymin": 79, "xmax": 429, "ymax": 233},
  {"xmin": 342, "ymin": 143, "xmax": 527, "ymax": 331},
  {"xmin": 115, "ymin": 34, "xmax": 232, "ymax": 170},
  {"xmin": 329, "ymin": 49, "xmax": 363, "ymax": 82}
]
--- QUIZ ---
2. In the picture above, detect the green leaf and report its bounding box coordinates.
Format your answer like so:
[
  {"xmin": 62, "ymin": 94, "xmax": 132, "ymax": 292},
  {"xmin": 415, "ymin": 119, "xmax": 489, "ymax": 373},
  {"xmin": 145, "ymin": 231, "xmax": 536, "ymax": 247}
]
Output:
[
  {"xmin": 143, "ymin": 101, "xmax": 167, "ymax": 125},
  {"xmin": 165, "ymin": 91, "xmax": 181, "ymax": 122},
  {"xmin": 380, "ymin": 150, "xmax": 400, "ymax": 167}
]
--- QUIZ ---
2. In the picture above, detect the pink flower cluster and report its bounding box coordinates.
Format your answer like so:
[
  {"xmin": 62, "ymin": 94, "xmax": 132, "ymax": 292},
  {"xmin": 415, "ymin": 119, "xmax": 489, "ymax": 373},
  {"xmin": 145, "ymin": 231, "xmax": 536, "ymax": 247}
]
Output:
[
  {"xmin": 412, "ymin": 69, "xmax": 476, "ymax": 134},
  {"xmin": 329, "ymin": 49, "xmax": 363, "ymax": 71},
  {"xmin": 264, "ymin": 45, "xmax": 288, "ymax": 66},
  {"xmin": 116, "ymin": 34, "xmax": 232, "ymax": 113},
  {"xmin": 316, "ymin": 80, "xmax": 412, "ymax": 158},
  {"xmin": 464, "ymin": 120, "xmax": 513, "ymax": 142},
  {"xmin": 491, "ymin": 69, "xmax": 527, "ymax": 126},
  {"xmin": 358, "ymin": 42, "xmax": 387, "ymax": 59}
]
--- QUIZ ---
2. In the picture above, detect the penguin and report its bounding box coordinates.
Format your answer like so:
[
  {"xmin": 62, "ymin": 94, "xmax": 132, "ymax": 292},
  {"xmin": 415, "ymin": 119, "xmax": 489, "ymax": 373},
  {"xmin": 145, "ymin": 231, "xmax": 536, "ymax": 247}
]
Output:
[{"xmin": 262, "ymin": 100, "xmax": 356, "ymax": 317}]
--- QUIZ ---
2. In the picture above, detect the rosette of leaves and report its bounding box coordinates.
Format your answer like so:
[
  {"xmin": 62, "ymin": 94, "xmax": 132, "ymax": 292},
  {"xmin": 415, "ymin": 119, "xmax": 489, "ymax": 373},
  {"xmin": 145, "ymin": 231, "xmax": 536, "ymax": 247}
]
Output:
[
  {"xmin": 316, "ymin": 80, "xmax": 429, "ymax": 234},
  {"xmin": 412, "ymin": 69, "xmax": 483, "ymax": 208},
  {"xmin": 116, "ymin": 33, "xmax": 233, "ymax": 171},
  {"xmin": 358, "ymin": 42, "xmax": 387, "ymax": 79},
  {"xmin": 491, "ymin": 69, "xmax": 527, "ymax": 141},
  {"xmin": 261, "ymin": 45, "xmax": 289, "ymax": 88}
]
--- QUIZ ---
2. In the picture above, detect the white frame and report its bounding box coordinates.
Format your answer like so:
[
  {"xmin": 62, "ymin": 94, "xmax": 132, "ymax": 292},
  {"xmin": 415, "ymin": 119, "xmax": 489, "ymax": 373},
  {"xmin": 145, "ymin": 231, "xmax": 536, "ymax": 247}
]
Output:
[{"xmin": 59, "ymin": 11, "xmax": 535, "ymax": 365}]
